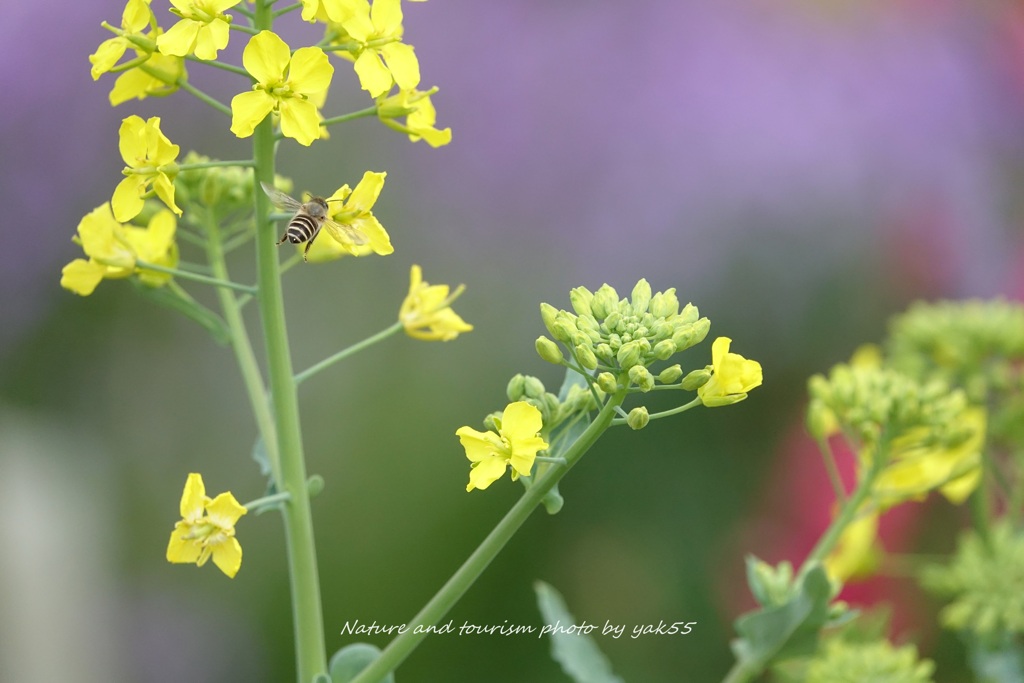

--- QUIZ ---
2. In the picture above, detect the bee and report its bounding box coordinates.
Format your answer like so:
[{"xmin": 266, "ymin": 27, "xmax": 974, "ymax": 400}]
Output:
[{"xmin": 260, "ymin": 182, "xmax": 368, "ymax": 261}]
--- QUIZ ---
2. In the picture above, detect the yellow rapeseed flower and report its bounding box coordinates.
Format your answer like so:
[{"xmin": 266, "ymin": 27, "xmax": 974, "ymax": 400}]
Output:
[
  {"xmin": 89, "ymin": 0, "xmax": 155, "ymax": 79},
  {"xmin": 698, "ymin": 337, "xmax": 763, "ymax": 407},
  {"xmin": 112, "ymin": 115, "xmax": 181, "ymax": 222},
  {"xmin": 824, "ymin": 509, "xmax": 880, "ymax": 584},
  {"xmin": 166, "ymin": 473, "xmax": 247, "ymax": 578},
  {"xmin": 399, "ymin": 264, "xmax": 472, "ymax": 341},
  {"xmin": 61, "ymin": 204, "xmax": 178, "ymax": 296},
  {"xmin": 331, "ymin": 0, "xmax": 420, "ymax": 98},
  {"xmin": 231, "ymin": 30, "xmax": 334, "ymax": 146},
  {"xmin": 457, "ymin": 402, "xmax": 549, "ymax": 492},
  {"xmin": 303, "ymin": 171, "xmax": 394, "ymax": 261},
  {"xmin": 871, "ymin": 407, "xmax": 986, "ymax": 508},
  {"xmin": 376, "ymin": 87, "xmax": 451, "ymax": 147},
  {"xmin": 157, "ymin": 0, "xmax": 241, "ymax": 61},
  {"xmin": 109, "ymin": 51, "xmax": 186, "ymax": 106}
]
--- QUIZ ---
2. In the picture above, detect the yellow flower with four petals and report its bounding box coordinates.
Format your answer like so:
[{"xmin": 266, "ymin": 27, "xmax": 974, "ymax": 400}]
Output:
[
  {"xmin": 457, "ymin": 402, "xmax": 549, "ymax": 492},
  {"xmin": 399, "ymin": 264, "xmax": 473, "ymax": 341},
  {"xmin": 166, "ymin": 473, "xmax": 247, "ymax": 578}
]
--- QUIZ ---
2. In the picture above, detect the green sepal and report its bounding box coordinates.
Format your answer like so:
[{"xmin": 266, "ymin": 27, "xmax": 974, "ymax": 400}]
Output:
[
  {"xmin": 534, "ymin": 581, "xmax": 623, "ymax": 683},
  {"xmin": 131, "ymin": 279, "xmax": 231, "ymax": 345},
  {"xmin": 731, "ymin": 564, "xmax": 834, "ymax": 670},
  {"xmin": 329, "ymin": 643, "xmax": 395, "ymax": 683}
]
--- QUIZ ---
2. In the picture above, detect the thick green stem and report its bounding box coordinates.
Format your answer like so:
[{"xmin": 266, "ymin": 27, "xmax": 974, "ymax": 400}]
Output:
[
  {"xmin": 252, "ymin": 2, "xmax": 326, "ymax": 680},
  {"xmin": 349, "ymin": 391, "xmax": 627, "ymax": 683}
]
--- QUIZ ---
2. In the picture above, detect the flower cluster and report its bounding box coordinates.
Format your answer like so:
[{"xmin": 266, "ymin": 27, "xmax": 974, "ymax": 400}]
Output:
[
  {"xmin": 807, "ymin": 363, "xmax": 984, "ymax": 510},
  {"xmin": 922, "ymin": 522, "xmax": 1024, "ymax": 640},
  {"xmin": 802, "ymin": 639, "xmax": 935, "ymax": 683},
  {"xmin": 61, "ymin": 204, "xmax": 178, "ymax": 296}
]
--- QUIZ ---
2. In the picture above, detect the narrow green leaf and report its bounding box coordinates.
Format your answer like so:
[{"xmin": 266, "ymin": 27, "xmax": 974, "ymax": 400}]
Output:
[{"xmin": 535, "ymin": 581, "xmax": 624, "ymax": 683}]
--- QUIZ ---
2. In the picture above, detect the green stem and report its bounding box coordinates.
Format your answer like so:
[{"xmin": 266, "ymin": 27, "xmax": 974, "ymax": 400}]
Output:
[
  {"xmin": 251, "ymin": 0, "xmax": 326, "ymax": 672},
  {"xmin": 816, "ymin": 436, "xmax": 847, "ymax": 504},
  {"xmin": 318, "ymin": 106, "xmax": 379, "ymax": 128},
  {"xmin": 138, "ymin": 64, "xmax": 232, "ymax": 116},
  {"xmin": 613, "ymin": 396, "xmax": 701, "ymax": 424},
  {"xmin": 203, "ymin": 210, "xmax": 281, "ymax": 485},
  {"xmin": 274, "ymin": 1, "xmax": 303, "ymax": 17},
  {"xmin": 135, "ymin": 259, "xmax": 256, "ymax": 293},
  {"xmin": 294, "ymin": 321, "xmax": 403, "ymax": 386},
  {"xmin": 227, "ymin": 22, "xmax": 260, "ymax": 36},
  {"xmin": 178, "ymin": 159, "xmax": 255, "ymax": 171},
  {"xmin": 185, "ymin": 54, "xmax": 252, "ymax": 75},
  {"xmin": 348, "ymin": 391, "xmax": 627, "ymax": 683},
  {"xmin": 244, "ymin": 490, "xmax": 292, "ymax": 511}
]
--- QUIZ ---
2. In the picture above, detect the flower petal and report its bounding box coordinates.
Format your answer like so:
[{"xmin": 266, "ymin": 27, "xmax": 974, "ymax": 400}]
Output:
[
  {"xmin": 211, "ymin": 537, "xmax": 243, "ymax": 578},
  {"xmin": 179, "ymin": 473, "xmax": 207, "ymax": 520},
  {"xmin": 501, "ymin": 401, "xmax": 544, "ymax": 442},
  {"xmin": 353, "ymin": 50, "xmax": 393, "ymax": 98},
  {"xmin": 379, "ymin": 42, "xmax": 420, "ymax": 91},
  {"xmin": 230, "ymin": 90, "xmax": 276, "ymax": 138},
  {"xmin": 156, "ymin": 19, "xmax": 201, "ymax": 57},
  {"xmin": 243, "ymin": 30, "xmax": 291, "ymax": 85},
  {"xmin": 278, "ymin": 98, "xmax": 322, "ymax": 146},
  {"xmin": 466, "ymin": 457, "xmax": 507, "ymax": 492},
  {"xmin": 60, "ymin": 259, "xmax": 106, "ymax": 296},
  {"xmin": 206, "ymin": 492, "xmax": 248, "ymax": 528},
  {"xmin": 346, "ymin": 171, "xmax": 386, "ymax": 213},
  {"xmin": 166, "ymin": 526, "xmax": 202, "ymax": 564},
  {"xmin": 288, "ymin": 47, "xmax": 334, "ymax": 94}
]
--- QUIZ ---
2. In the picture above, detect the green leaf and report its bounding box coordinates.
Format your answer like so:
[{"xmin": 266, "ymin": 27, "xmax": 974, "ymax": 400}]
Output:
[
  {"xmin": 534, "ymin": 581, "xmax": 623, "ymax": 683},
  {"xmin": 328, "ymin": 643, "xmax": 395, "ymax": 683},
  {"xmin": 557, "ymin": 365, "xmax": 589, "ymax": 403},
  {"xmin": 731, "ymin": 564, "xmax": 834, "ymax": 669},
  {"xmin": 131, "ymin": 279, "xmax": 231, "ymax": 345}
]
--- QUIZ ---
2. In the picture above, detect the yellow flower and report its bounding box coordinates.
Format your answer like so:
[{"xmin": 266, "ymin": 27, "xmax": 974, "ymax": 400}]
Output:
[
  {"xmin": 89, "ymin": 0, "xmax": 155, "ymax": 79},
  {"xmin": 109, "ymin": 51, "xmax": 186, "ymax": 106},
  {"xmin": 457, "ymin": 402, "xmax": 549, "ymax": 492},
  {"xmin": 871, "ymin": 407, "xmax": 986, "ymax": 508},
  {"xmin": 824, "ymin": 509, "xmax": 880, "ymax": 584},
  {"xmin": 399, "ymin": 264, "xmax": 472, "ymax": 341},
  {"xmin": 166, "ymin": 473, "xmax": 247, "ymax": 578},
  {"xmin": 303, "ymin": 171, "xmax": 394, "ymax": 261},
  {"xmin": 61, "ymin": 204, "xmax": 178, "ymax": 296},
  {"xmin": 299, "ymin": 0, "xmax": 350, "ymax": 22},
  {"xmin": 112, "ymin": 115, "xmax": 181, "ymax": 222},
  {"xmin": 698, "ymin": 337, "xmax": 763, "ymax": 407},
  {"xmin": 156, "ymin": 0, "xmax": 241, "ymax": 61},
  {"xmin": 331, "ymin": 0, "xmax": 420, "ymax": 98},
  {"xmin": 376, "ymin": 87, "xmax": 451, "ymax": 147},
  {"xmin": 231, "ymin": 31, "xmax": 333, "ymax": 146}
]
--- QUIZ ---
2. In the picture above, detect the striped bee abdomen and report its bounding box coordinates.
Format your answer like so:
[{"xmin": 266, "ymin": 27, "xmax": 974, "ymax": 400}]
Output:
[{"xmin": 283, "ymin": 213, "xmax": 321, "ymax": 244}]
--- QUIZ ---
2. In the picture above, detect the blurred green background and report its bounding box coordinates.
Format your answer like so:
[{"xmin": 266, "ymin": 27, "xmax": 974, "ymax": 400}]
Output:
[{"xmin": 2, "ymin": 0, "xmax": 1024, "ymax": 681}]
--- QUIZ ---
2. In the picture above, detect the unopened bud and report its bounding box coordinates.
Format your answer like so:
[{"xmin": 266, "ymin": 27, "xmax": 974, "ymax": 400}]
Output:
[
  {"xmin": 631, "ymin": 279, "xmax": 652, "ymax": 315},
  {"xmin": 540, "ymin": 303, "xmax": 560, "ymax": 337},
  {"xmin": 626, "ymin": 406, "xmax": 649, "ymax": 430},
  {"xmin": 650, "ymin": 289, "xmax": 679, "ymax": 318},
  {"xmin": 652, "ymin": 339, "xmax": 676, "ymax": 360},
  {"xmin": 658, "ymin": 365, "xmax": 683, "ymax": 384},
  {"xmin": 506, "ymin": 373, "xmax": 527, "ymax": 401},
  {"xmin": 569, "ymin": 286, "xmax": 594, "ymax": 317},
  {"xmin": 591, "ymin": 284, "xmax": 619, "ymax": 319},
  {"xmin": 523, "ymin": 376, "xmax": 546, "ymax": 399},
  {"xmin": 536, "ymin": 336, "xmax": 564, "ymax": 364},
  {"xmin": 681, "ymin": 368, "xmax": 712, "ymax": 391},
  {"xmin": 616, "ymin": 340, "xmax": 644, "ymax": 369},
  {"xmin": 575, "ymin": 344, "xmax": 598, "ymax": 370},
  {"xmin": 629, "ymin": 366, "xmax": 655, "ymax": 392},
  {"xmin": 596, "ymin": 372, "xmax": 618, "ymax": 394}
]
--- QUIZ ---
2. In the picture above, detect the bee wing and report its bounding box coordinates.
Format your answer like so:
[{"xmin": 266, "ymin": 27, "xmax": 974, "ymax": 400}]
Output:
[
  {"xmin": 322, "ymin": 217, "xmax": 369, "ymax": 246},
  {"xmin": 260, "ymin": 182, "xmax": 303, "ymax": 213}
]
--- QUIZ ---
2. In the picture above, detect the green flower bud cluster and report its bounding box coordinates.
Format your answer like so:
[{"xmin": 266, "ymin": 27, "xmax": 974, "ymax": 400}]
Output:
[
  {"xmin": 747, "ymin": 558, "xmax": 798, "ymax": 608},
  {"xmin": 887, "ymin": 299, "xmax": 1024, "ymax": 403},
  {"xmin": 537, "ymin": 279, "xmax": 710, "ymax": 389},
  {"xmin": 807, "ymin": 364, "xmax": 971, "ymax": 451},
  {"xmin": 803, "ymin": 639, "xmax": 935, "ymax": 683},
  {"xmin": 504, "ymin": 373, "xmax": 599, "ymax": 432},
  {"xmin": 175, "ymin": 152, "xmax": 295, "ymax": 222},
  {"xmin": 921, "ymin": 522, "xmax": 1024, "ymax": 640}
]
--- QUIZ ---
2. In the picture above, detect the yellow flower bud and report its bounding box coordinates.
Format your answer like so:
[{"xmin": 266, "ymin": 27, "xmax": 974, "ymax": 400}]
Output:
[
  {"xmin": 631, "ymin": 279, "xmax": 652, "ymax": 315},
  {"xmin": 575, "ymin": 344, "xmax": 598, "ymax": 370},
  {"xmin": 506, "ymin": 373, "xmax": 527, "ymax": 401},
  {"xmin": 653, "ymin": 339, "xmax": 676, "ymax": 360}
]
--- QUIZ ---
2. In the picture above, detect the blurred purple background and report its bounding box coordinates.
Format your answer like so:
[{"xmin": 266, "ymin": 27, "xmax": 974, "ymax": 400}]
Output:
[{"xmin": 2, "ymin": 1, "xmax": 1023, "ymax": 681}]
